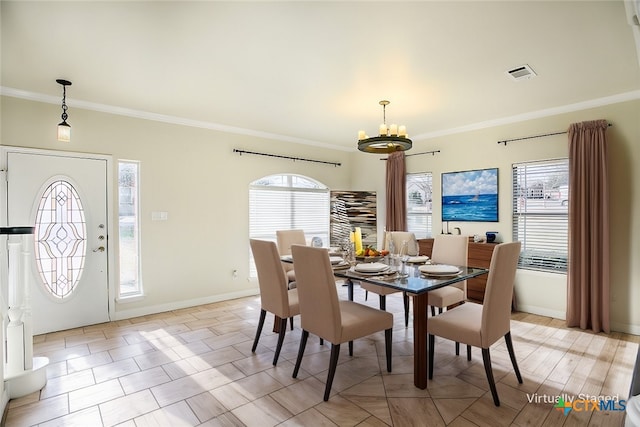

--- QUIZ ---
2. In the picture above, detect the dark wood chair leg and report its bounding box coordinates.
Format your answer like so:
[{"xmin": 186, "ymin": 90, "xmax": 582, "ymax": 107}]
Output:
[
  {"xmin": 438, "ymin": 307, "xmax": 443, "ymax": 314},
  {"xmin": 349, "ymin": 340, "xmax": 353, "ymax": 356},
  {"xmin": 272, "ymin": 316, "xmax": 287, "ymax": 365},
  {"xmin": 385, "ymin": 328, "xmax": 393, "ymax": 372},
  {"xmin": 481, "ymin": 348, "xmax": 500, "ymax": 406},
  {"xmin": 324, "ymin": 343, "xmax": 341, "ymax": 401},
  {"xmin": 430, "ymin": 306, "xmax": 436, "ymax": 317},
  {"xmin": 365, "ymin": 290, "xmax": 368, "ymax": 301},
  {"xmin": 504, "ymin": 332, "xmax": 523, "ymax": 383},
  {"xmin": 467, "ymin": 345, "xmax": 472, "ymax": 361},
  {"xmin": 428, "ymin": 334, "xmax": 435, "ymax": 379},
  {"xmin": 455, "ymin": 342, "xmax": 460, "ymax": 355},
  {"xmin": 252, "ymin": 309, "xmax": 266, "ymax": 352},
  {"xmin": 403, "ymin": 292, "xmax": 409, "ymax": 327},
  {"xmin": 289, "ymin": 317, "xmax": 294, "ymax": 331},
  {"xmin": 379, "ymin": 295, "xmax": 386, "ymax": 311},
  {"xmin": 320, "ymin": 338, "xmax": 324, "ymax": 345},
  {"xmin": 293, "ymin": 330, "xmax": 309, "ymax": 378}
]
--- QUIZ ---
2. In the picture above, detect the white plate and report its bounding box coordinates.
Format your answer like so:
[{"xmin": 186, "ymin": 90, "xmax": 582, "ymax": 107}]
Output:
[
  {"xmin": 407, "ymin": 256, "xmax": 429, "ymax": 264},
  {"xmin": 354, "ymin": 262, "xmax": 389, "ymax": 273},
  {"xmin": 329, "ymin": 256, "xmax": 344, "ymax": 264},
  {"xmin": 351, "ymin": 267, "xmax": 396, "ymax": 276},
  {"xmin": 419, "ymin": 264, "xmax": 461, "ymax": 275}
]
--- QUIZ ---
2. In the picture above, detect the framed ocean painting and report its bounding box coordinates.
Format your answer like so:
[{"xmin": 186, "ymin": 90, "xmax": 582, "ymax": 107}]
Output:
[{"xmin": 441, "ymin": 168, "xmax": 499, "ymax": 222}]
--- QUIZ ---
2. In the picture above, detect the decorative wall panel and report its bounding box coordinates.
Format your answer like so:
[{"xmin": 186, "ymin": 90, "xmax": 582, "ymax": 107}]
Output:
[{"xmin": 330, "ymin": 191, "xmax": 377, "ymax": 248}]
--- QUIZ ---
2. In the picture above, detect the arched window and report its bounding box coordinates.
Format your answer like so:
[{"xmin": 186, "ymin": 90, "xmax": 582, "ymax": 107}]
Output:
[{"xmin": 249, "ymin": 174, "xmax": 330, "ymax": 276}]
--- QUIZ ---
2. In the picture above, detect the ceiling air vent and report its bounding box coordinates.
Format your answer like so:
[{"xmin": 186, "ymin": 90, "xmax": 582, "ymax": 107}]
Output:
[{"xmin": 506, "ymin": 64, "xmax": 537, "ymax": 81}]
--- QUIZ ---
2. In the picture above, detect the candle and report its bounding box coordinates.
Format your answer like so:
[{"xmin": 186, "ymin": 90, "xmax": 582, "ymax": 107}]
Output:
[
  {"xmin": 389, "ymin": 124, "xmax": 398, "ymax": 136},
  {"xmin": 358, "ymin": 130, "xmax": 366, "ymax": 140},
  {"xmin": 379, "ymin": 124, "xmax": 387, "ymax": 136},
  {"xmin": 398, "ymin": 125, "xmax": 407, "ymax": 137},
  {"xmin": 354, "ymin": 227, "xmax": 363, "ymax": 254}
]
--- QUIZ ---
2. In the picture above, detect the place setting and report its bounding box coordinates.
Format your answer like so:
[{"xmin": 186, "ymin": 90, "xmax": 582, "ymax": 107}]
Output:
[
  {"xmin": 418, "ymin": 264, "xmax": 463, "ymax": 278},
  {"xmin": 349, "ymin": 262, "xmax": 407, "ymax": 280},
  {"xmin": 405, "ymin": 255, "xmax": 430, "ymax": 264},
  {"xmin": 330, "ymin": 255, "xmax": 350, "ymax": 269}
]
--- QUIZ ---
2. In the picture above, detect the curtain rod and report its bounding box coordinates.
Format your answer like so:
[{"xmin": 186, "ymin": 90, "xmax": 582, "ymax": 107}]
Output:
[
  {"xmin": 497, "ymin": 123, "xmax": 612, "ymax": 146},
  {"xmin": 233, "ymin": 149, "xmax": 341, "ymax": 167},
  {"xmin": 380, "ymin": 149, "xmax": 441, "ymax": 160}
]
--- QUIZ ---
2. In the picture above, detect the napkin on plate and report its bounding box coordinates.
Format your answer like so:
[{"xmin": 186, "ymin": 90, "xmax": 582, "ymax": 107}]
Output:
[
  {"xmin": 418, "ymin": 264, "xmax": 461, "ymax": 275},
  {"xmin": 354, "ymin": 262, "xmax": 389, "ymax": 273}
]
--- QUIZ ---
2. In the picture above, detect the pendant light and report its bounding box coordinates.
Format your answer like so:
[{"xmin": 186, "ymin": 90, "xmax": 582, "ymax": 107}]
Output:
[{"xmin": 56, "ymin": 79, "xmax": 72, "ymax": 142}]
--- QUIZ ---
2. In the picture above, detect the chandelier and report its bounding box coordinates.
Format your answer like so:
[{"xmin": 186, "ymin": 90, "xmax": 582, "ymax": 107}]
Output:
[{"xmin": 357, "ymin": 100, "xmax": 412, "ymax": 153}]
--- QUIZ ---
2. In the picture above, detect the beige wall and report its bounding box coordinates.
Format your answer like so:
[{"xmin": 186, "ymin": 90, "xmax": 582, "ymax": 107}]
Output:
[
  {"xmin": 0, "ymin": 96, "xmax": 353, "ymax": 319},
  {"xmin": 2, "ymin": 96, "xmax": 639, "ymax": 333},
  {"xmin": 352, "ymin": 98, "xmax": 640, "ymax": 334}
]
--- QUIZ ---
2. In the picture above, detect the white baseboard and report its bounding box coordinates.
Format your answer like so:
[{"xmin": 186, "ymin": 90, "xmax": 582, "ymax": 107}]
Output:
[
  {"xmin": 610, "ymin": 321, "xmax": 640, "ymax": 336},
  {"xmin": 0, "ymin": 388, "xmax": 9, "ymax": 423},
  {"xmin": 516, "ymin": 304, "xmax": 566, "ymax": 321},
  {"xmin": 113, "ymin": 289, "xmax": 260, "ymax": 321},
  {"xmin": 517, "ymin": 305, "xmax": 640, "ymax": 335}
]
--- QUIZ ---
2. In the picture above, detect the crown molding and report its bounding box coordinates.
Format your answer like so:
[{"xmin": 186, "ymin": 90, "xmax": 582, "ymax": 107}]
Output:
[
  {"xmin": 3, "ymin": 86, "xmax": 639, "ymax": 150},
  {"xmin": 0, "ymin": 86, "xmax": 352, "ymax": 152},
  {"xmin": 412, "ymin": 90, "xmax": 640, "ymax": 141}
]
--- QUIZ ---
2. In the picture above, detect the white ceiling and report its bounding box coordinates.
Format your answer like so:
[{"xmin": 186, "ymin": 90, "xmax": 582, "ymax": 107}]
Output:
[{"xmin": 2, "ymin": 1, "xmax": 639, "ymax": 151}]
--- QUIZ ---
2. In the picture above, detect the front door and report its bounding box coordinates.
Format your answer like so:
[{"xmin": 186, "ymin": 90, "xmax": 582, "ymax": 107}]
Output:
[{"xmin": 4, "ymin": 149, "xmax": 110, "ymax": 334}]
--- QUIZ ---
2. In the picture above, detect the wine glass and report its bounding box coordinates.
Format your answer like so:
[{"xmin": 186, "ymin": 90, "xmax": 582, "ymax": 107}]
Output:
[{"xmin": 399, "ymin": 240, "xmax": 410, "ymax": 274}]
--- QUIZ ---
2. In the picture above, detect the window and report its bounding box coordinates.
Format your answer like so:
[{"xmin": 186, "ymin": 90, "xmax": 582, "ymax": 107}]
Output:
[
  {"xmin": 249, "ymin": 174, "xmax": 330, "ymax": 276},
  {"xmin": 34, "ymin": 179, "xmax": 87, "ymax": 299},
  {"xmin": 512, "ymin": 159, "xmax": 569, "ymax": 272},
  {"xmin": 406, "ymin": 172, "xmax": 433, "ymax": 239},
  {"xmin": 118, "ymin": 161, "xmax": 142, "ymax": 297}
]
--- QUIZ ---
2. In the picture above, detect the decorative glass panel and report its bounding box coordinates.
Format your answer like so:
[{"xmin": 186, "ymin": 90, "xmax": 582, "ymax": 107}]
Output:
[{"xmin": 34, "ymin": 180, "xmax": 87, "ymax": 298}]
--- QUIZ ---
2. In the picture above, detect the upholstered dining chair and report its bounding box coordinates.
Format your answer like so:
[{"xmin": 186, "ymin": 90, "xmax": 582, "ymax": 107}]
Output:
[
  {"xmin": 427, "ymin": 241, "xmax": 523, "ymax": 407},
  {"xmin": 291, "ymin": 244, "xmax": 393, "ymax": 401},
  {"xmin": 249, "ymin": 239, "xmax": 300, "ymax": 366},
  {"xmin": 427, "ymin": 234, "xmax": 470, "ymax": 357},
  {"xmin": 428, "ymin": 234, "xmax": 469, "ymax": 316},
  {"xmin": 276, "ymin": 229, "xmax": 306, "ymax": 287},
  {"xmin": 383, "ymin": 231, "xmax": 419, "ymax": 256},
  {"xmin": 360, "ymin": 231, "xmax": 418, "ymax": 327}
]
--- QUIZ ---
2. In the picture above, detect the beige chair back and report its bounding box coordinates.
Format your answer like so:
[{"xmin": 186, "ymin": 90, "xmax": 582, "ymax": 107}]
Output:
[
  {"xmin": 384, "ymin": 231, "xmax": 419, "ymax": 256},
  {"xmin": 432, "ymin": 234, "xmax": 469, "ymax": 293},
  {"xmin": 277, "ymin": 229, "xmax": 306, "ymax": 272},
  {"xmin": 250, "ymin": 239, "xmax": 294, "ymax": 319},
  {"xmin": 480, "ymin": 241, "xmax": 521, "ymax": 347},
  {"xmin": 291, "ymin": 244, "xmax": 341, "ymax": 342}
]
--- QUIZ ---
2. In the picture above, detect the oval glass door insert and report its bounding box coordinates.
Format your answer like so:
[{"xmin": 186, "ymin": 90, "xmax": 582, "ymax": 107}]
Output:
[{"xmin": 34, "ymin": 179, "xmax": 87, "ymax": 299}]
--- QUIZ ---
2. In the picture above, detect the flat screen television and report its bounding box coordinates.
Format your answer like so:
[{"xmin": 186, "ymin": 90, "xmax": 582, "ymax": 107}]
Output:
[{"xmin": 441, "ymin": 168, "xmax": 499, "ymax": 222}]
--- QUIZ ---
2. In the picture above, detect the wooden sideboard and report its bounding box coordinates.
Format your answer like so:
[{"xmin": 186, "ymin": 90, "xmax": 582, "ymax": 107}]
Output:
[{"xmin": 417, "ymin": 237, "xmax": 497, "ymax": 303}]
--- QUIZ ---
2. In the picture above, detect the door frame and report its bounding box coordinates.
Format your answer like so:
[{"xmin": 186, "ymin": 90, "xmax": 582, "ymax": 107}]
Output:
[{"xmin": 0, "ymin": 146, "xmax": 116, "ymax": 324}]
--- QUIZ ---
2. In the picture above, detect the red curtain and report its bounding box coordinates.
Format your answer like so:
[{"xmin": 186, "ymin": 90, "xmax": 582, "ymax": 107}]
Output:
[
  {"xmin": 385, "ymin": 151, "xmax": 407, "ymax": 232},
  {"xmin": 566, "ymin": 119, "xmax": 610, "ymax": 333}
]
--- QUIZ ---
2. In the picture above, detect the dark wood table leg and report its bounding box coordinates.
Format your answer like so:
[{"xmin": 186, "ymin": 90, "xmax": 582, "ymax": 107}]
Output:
[
  {"xmin": 347, "ymin": 278, "xmax": 354, "ymax": 301},
  {"xmin": 412, "ymin": 293, "xmax": 429, "ymax": 389}
]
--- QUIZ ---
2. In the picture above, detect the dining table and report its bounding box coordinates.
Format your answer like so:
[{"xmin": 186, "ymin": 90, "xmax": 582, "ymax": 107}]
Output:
[
  {"xmin": 280, "ymin": 252, "xmax": 489, "ymax": 389},
  {"xmin": 333, "ymin": 258, "xmax": 488, "ymax": 390}
]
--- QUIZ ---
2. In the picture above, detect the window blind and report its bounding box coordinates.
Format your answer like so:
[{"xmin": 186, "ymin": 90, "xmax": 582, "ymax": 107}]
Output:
[
  {"xmin": 249, "ymin": 175, "xmax": 330, "ymax": 276},
  {"xmin": 512, "ymin": 159, "xmax": 569, "ymax": 272},
  {"xmin": 406, "ymin": 172, "xmax": 433, "ymax": 239}
]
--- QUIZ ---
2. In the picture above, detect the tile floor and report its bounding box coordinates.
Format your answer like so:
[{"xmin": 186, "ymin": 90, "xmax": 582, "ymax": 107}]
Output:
[{"xmin": 4, "ymin": 284, "xmax": 638, "ymax": 426}]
